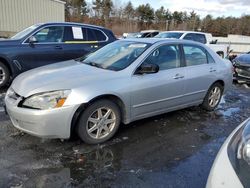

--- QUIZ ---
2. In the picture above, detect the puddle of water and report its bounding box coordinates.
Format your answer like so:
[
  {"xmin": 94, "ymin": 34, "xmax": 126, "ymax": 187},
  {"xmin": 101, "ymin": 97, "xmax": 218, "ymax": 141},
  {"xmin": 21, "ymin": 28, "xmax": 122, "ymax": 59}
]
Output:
[{"xmin": 220, "ymin": 107, "xmax": 240, "ymax": 117}]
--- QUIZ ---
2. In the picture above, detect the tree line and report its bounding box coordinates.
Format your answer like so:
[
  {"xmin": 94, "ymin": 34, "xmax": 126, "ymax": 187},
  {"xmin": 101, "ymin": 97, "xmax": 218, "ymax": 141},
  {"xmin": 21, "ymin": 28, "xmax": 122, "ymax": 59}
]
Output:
[{"xmin": 64, "ymin": 0, "xmax": 250, "ymax": 37}]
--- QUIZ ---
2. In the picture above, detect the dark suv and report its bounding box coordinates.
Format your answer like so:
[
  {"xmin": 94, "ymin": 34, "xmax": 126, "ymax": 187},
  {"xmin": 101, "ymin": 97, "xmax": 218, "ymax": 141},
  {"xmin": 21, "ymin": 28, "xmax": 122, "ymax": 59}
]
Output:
[{"xmin": 0, "ymin": 22, "xmax": 116, "ymax": 87}]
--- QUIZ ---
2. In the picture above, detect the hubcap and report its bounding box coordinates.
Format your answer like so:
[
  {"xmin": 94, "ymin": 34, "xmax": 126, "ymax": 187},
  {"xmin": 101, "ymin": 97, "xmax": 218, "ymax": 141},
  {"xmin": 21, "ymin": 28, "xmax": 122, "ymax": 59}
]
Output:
[
  {"xmin": 0, "ymin": 67, "xmax": 6, "ymax": 85},
  {"xmin": 86, "ymin": 107, "xmax": 116, "ymax": 139},
  {"xmin": 208, "ymin": 86, "xmax": 221, "ymax": 108}
]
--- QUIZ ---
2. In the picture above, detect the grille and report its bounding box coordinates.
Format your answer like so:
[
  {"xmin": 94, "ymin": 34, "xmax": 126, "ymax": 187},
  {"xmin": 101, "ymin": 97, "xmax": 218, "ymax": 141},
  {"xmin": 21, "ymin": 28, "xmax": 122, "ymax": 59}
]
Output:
[{"xmin": 236, "ymin": 68, "xmax": 250, "ymax": 78}]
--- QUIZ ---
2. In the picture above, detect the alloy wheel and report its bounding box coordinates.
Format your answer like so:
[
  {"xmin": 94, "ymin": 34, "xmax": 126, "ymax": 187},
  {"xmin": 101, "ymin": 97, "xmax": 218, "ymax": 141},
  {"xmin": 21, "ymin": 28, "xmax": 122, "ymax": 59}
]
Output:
[
  {"xmin": 86, "ymin": 107, "xmax": 116, "ymax": 139},
  {"xmin": 208, "ymin": 86, "xmax": 221, "ymax": 108},
  {"xmin": 0, "ymin": 67, "xmax": 6, "ymax": 85}
]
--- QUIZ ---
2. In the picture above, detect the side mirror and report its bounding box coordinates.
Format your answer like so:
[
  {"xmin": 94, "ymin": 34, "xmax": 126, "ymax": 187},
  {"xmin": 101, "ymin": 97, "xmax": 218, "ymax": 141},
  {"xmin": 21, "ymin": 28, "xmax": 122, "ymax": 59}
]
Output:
[
  {"xmin": 135, "ymin": 63, "xmax": 159, "ymax": 75},
  {"xmin": 28, "ymin": 36, "xmax": 37, "ymax": 44}
]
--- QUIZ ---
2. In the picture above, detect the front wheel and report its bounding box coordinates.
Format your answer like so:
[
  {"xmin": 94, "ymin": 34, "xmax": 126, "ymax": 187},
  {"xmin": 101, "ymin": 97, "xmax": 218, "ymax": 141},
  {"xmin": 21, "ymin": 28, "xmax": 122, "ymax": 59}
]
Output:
[
  {"xmin": 0, "ymin": 62, "xmax": 10, "ymax": 88},
  {"xmin": 201, "ymin": 83, "xmax": 223, "ymax": 111},
  {"xmin": 77, "ymin": 99, "xmax": 121, "ymax": 144}
]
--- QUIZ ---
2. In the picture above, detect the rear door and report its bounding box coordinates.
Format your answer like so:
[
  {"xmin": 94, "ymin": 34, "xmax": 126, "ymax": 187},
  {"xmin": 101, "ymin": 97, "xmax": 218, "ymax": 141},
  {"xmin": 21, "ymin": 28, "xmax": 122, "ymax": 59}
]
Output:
[
  {"xmin": 181, "ymin": 44, "xmax": 218, "ymax": 103},
  {"xmin": 62, "ymin": 26, "xmax": 109, "ymax": 60}
]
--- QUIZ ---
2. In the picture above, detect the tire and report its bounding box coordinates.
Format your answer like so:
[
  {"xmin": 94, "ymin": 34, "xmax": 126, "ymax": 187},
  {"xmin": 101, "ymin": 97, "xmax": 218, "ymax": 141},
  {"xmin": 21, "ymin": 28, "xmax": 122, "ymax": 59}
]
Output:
[
  {"xmin": 0, "ymin": 62, "xmax": 10, "ymax": 88},
  {"xmin": 77, "ymin": 99, "xmax": 121, "ymax": 144},
  {"xmin": 201, "ymin": 83, "xmax": 223, "ymax": 111}
]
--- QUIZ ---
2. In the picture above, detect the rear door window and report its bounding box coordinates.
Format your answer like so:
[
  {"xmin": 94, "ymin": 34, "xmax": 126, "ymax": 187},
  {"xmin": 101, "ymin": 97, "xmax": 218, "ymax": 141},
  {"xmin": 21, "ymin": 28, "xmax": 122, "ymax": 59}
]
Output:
[
  {"xmin": 183, "ymin": 33, "xmax": 206, "ymax": 44},
  {"xmin": 195, "ymin": 34, "xmax": 207, "ymax": 44},
  {"xmin": 63, "ymin": 26, "xmax": 85, "ymax": 42},
  {"xmin": 183, "ymin": 45, "xmax": 208, "ymax": 66}
]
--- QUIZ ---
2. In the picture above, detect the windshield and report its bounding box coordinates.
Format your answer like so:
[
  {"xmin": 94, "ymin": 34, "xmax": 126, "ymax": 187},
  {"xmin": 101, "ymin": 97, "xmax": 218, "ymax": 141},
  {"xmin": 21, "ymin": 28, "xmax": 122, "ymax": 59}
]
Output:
[
  {"xmin": 155, "ymin": 32, "xmax": 183, "ymax": 39},
  {"xmin": 80, "ymin": 41, "xmax": 150, "ymax": 71},
  {"xmin": 11, "ymin": 24, "xmax": 40, "ymax": 40}
]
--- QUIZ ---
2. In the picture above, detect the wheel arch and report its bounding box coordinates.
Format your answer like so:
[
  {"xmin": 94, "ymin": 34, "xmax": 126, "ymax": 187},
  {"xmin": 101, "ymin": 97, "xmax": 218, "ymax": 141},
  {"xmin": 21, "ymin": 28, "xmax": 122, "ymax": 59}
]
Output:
[
  {"xmin": 213, "ymin": 80, "xmax": 225, "ymax": 87},
  {"xmin": 70, "ymin": 94, "xmax": 127, "ymax": 137},
  {"xmin": 0, "ymin": 56, "xmax": 12, "ymax": 76}
]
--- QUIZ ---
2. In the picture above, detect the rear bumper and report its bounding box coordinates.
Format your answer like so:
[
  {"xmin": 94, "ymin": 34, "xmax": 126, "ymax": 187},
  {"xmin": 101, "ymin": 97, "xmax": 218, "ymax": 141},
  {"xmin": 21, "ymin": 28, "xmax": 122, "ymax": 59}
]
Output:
[{"xmin": 5, "ymin": 96, "xmax": 80, "ymax": 139}]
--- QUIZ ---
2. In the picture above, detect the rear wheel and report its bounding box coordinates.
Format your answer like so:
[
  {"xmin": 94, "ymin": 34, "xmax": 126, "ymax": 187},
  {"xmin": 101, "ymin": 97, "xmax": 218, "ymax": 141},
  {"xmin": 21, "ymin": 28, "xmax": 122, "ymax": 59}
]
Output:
[
  {"xmin": 77, "ymin": 99, "xmax": 121, "ymax": 144},
  {"xmin": 202, "ymin": 83, "xmax": 223, "ymax": 111},
  {"xmin": 0, "ymin": 62, "xmax": 10, "ymax": 88}
]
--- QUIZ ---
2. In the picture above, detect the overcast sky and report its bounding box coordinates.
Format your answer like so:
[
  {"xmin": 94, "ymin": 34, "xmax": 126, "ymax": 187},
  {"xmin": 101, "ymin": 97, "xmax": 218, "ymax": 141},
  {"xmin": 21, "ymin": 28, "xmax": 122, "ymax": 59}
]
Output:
[{"xmin": 97, "ymin": 0, "xmax": 250, "ymax": 18}]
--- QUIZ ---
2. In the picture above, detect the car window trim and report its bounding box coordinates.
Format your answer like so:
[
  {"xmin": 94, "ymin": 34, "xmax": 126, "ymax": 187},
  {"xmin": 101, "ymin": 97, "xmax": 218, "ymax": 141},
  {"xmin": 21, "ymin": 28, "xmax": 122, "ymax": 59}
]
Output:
[
  {"xmin": 132, "ymin": 42, "xmax": 183, "ymax": 75},
  {"xmin": 21, "ymin": 24, "xmax": 109, "ymax": 45}
]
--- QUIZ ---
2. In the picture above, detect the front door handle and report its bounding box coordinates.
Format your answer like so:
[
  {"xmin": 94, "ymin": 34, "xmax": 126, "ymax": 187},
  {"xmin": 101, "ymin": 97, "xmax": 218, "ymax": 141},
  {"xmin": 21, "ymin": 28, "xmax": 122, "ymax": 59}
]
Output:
[
  {"xmin": 55, "ymin": 46, "xmax": 63, "ymax": 50},
  {"xmin": 173, "ymin": 74, "xmax": 184, "ymax": 79}
]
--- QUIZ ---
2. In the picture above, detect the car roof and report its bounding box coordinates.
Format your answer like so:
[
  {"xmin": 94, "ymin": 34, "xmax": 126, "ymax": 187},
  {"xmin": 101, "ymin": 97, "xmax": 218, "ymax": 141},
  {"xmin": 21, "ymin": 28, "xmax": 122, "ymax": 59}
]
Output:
[
  {"xmin": 160, "ymin": 30, "xmax": 210, "ymax": 35},
  {"xmin": 38, "ymin": 22, "xmax": 106, "ymax": 29}
]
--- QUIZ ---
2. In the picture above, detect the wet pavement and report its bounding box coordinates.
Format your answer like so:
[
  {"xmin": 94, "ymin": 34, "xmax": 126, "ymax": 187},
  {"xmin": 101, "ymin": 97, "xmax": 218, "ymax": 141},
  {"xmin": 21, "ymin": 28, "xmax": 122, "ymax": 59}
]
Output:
[{"xmin": 0, "ymin": 84, "xmax": 249, "ymax": 188}]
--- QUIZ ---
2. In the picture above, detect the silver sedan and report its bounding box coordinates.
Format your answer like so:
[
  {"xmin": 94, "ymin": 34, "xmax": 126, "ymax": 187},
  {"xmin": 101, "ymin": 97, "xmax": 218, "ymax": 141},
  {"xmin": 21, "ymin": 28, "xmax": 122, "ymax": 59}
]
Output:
[{"xmin": 5, "ymin": 39, "xmax": 233, "ymax": 144}]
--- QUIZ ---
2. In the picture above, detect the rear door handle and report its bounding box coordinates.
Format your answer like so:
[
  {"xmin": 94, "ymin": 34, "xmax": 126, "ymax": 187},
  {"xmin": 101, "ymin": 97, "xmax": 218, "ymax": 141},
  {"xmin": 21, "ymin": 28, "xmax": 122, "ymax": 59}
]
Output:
[
  {"xmin": 173, "ymin": 74, "xmax": 184, "ymax": 79},
  {"xmin": 91, "ymin": 45, "xmax": 99, "ymax": 48},
  {"xmin": 55, "ymin": 46, "xmax": 63, "ymax": 50},
  {"xmin": 209, "ymin": 68, "xmax": 216, "ymax": 72}
]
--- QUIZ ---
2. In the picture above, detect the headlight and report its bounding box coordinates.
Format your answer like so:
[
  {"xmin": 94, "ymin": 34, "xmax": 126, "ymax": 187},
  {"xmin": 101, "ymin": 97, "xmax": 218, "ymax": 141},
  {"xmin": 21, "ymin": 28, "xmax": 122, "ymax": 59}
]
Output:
[
  {"xmin": 227, "ymin": 118, "xmax": 250, "ymax": 187},
  {"xmin": 237, "ymin": 122, "xmax": 250, "ymax": 164},
  {"xmin": 22, "ymin": 90, "xmax": 71, "ymax": 110}
]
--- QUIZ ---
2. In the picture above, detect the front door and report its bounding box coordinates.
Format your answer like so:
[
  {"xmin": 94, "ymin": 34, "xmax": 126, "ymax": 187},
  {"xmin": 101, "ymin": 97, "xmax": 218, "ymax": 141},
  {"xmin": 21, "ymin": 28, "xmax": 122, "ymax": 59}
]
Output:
[
  {"xmin": 16, "ymin": 25, "xmax": 66, "ymax": 71},
  {"xmin": 130, "ymin": 44, "xmax": 186, "ymax": 119}
]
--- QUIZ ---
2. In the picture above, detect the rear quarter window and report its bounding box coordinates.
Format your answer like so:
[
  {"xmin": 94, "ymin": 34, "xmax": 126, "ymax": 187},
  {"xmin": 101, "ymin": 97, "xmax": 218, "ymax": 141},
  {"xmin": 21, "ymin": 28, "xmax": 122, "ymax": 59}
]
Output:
[{"xmin": 93, "ymin": 29, "xmax": 107, "ymax": 41}]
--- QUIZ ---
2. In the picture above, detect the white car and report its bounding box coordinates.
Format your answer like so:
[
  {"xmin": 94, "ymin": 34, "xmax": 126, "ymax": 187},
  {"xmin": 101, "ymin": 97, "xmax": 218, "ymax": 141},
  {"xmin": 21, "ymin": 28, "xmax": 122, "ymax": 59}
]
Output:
[
  {"xmin": 206, "ymin": 118, "xmax": 250, "ymax": 188},
  {"xmin": 155, "ymin": 31, "xmax": 229, "ymax": 58}
]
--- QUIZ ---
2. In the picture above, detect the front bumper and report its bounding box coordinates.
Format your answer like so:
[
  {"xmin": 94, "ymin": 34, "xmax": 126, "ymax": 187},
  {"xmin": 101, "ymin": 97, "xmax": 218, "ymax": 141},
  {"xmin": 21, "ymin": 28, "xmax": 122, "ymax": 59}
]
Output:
[
  {"xmin": 5, "ymin": 95, "xmax": 80, "ymax": 139},
  {"xmin": 233, "ymin": 75, "xmax": 250, "ymax": 84}
]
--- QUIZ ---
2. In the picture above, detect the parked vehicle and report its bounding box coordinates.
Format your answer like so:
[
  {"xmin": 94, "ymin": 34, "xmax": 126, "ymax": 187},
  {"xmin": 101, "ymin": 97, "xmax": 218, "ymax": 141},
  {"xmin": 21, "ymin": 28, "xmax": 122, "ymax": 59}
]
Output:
[
  {"xmin": 155, "ymin": 31, "xmax": 229, "ymax": 58},
  {"xmin": 0, "ymin": 22, "xmax": 116, "ymax": 87},
  {"xmin": 5, "ymin": 39, "xmax": 232, "ymax": 144},
  {"xmin": 123, "ymin": 30, "xmax": 159, "ymax": 39},
  {"xmin": 206, "ymin": 118, "xmax": 250, "ymax": 188},
  {"xmin": 232, "ymin": 53, "xmax": 250, "ymax": 84},
  {"xmin": 123, "ymin": 32, "xmax": 141, "ymax": 38}
]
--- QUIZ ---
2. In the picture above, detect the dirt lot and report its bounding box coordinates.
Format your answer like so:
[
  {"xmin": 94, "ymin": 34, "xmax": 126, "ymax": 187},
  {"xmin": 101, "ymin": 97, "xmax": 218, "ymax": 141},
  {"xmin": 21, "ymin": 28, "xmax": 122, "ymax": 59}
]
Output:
[{"xmin": 0, "ymin": 84, "xmax": 249, "ymax": 188}]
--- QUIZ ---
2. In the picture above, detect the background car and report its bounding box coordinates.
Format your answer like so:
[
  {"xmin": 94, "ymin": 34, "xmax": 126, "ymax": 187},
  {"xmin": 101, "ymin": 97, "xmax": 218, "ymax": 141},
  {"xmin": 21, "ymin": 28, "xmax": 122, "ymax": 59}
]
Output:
[
  {"xmin": 155, "ymin": 31, "xmax": 229, "ymax": 58},
  {"xmin": 206, "ymin": 118, "xmax": 250, "ymax": 188},
  {"xmin": 5, "ymin": 39, "xmax": 232, "ymax": 144},
  {"xmin": 232, "ymin": 53, "xmax": 250, "ymax": 84},
  {"xmin": 0, "ymin": 22, "xmax": 116, "ymax": 87},
  {"xmin": 123, "ymin": 30, "xmax": 159, "ymax": 39}
]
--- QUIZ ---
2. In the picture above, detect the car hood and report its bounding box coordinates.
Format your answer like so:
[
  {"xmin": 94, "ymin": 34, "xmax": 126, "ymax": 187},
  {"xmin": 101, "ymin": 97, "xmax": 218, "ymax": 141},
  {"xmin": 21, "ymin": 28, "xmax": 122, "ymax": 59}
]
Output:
[
  {"xmin": 0, "ymin": 39, "xmax": 20, "ymax": 47},
  {"xmin": 11, "ymin": 60, "xmax": 116, "ymax": 97},
  {"xmin": 235, "ymin": 54, "xmax": 250, "ymax": 67}
]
